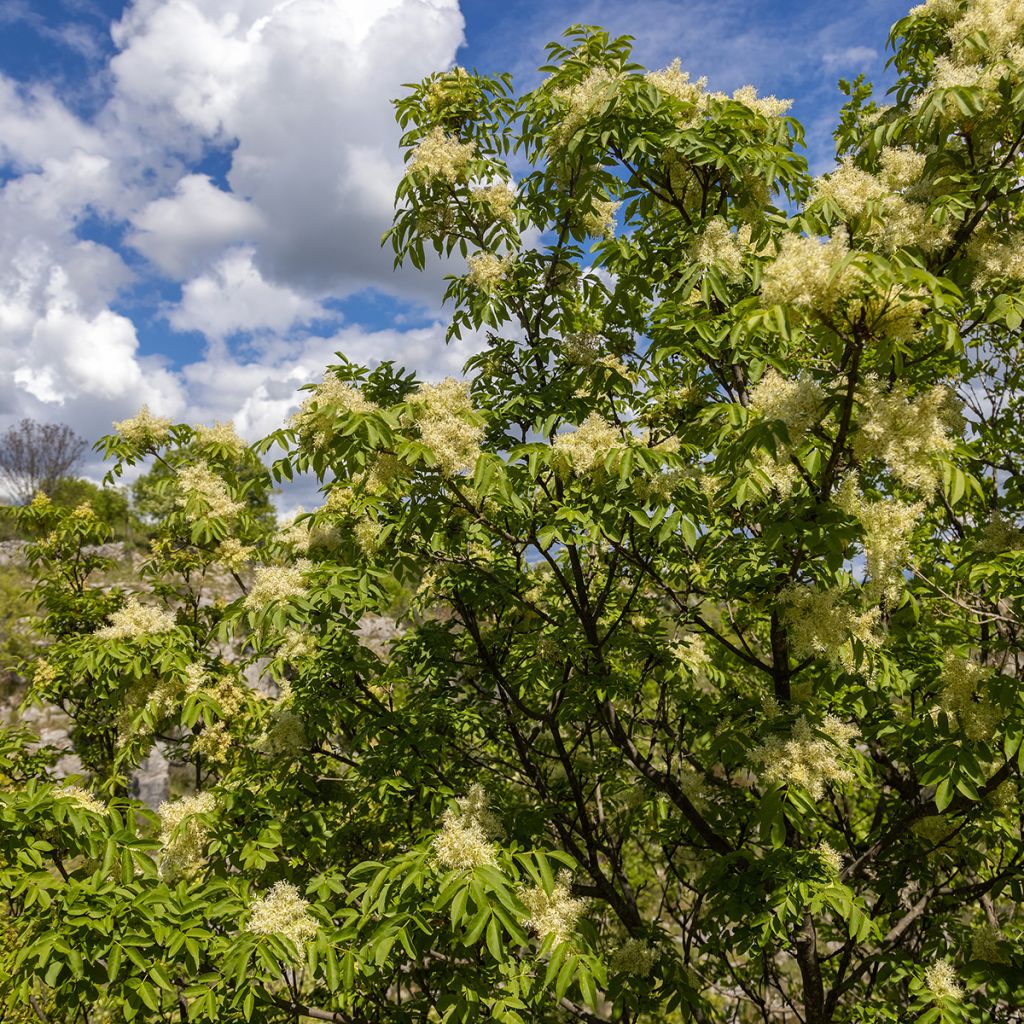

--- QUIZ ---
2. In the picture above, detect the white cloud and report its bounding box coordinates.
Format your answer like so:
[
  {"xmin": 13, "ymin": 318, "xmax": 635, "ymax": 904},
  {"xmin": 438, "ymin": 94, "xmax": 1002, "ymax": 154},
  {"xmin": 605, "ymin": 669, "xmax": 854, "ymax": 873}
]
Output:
[
  {"xmin": 169, "ymin": 247, "xmax": 327, "ymax": 340},
  {"xmin": 0, "ymin": 0, "xmax": 468, "ymax": 451},
  {"xmin": 0, "ymin": 78, "xmax": 104, "ymax": 170},
  {"xmin": 128, "ymin": 174, "xmax": 265, "ymax": 277},
  {"xmin": 822, "ymin": 46, "xmax": 877, "ymax": 72},
  {"xmin": 108, "ymin": 0, "xmax": 465, "ymax": 296}
]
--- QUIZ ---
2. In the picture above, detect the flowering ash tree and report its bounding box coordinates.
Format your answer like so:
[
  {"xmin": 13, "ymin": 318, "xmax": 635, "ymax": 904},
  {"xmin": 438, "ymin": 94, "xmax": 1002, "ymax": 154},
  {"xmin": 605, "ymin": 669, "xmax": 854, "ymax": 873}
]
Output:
[{"xmin": 3, "ymin": 2, "xmax": 1024, "ymax": 1021}]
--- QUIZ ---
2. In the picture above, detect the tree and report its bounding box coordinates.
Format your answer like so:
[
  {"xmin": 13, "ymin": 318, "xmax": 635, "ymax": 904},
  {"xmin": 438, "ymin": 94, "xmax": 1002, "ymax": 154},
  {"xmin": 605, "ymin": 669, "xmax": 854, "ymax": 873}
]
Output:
[
  {"xmin": 3, "ymin": 2, "xmax": 1024, "ymax": 1022},
  {"xmin": 0, "ymin": 418, "xmax": 87, "ymax": 505}
]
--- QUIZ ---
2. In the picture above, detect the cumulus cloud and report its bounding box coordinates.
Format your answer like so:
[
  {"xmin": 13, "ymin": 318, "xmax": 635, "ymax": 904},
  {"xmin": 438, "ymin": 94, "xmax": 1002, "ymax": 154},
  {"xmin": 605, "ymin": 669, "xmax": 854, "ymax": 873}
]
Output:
[
  {"xmin": 128, "ymin": 174, "xmax": 266, "ymax": 277},
  {"xmin": 0, "ymin": 0, "xmax": 467, "ymax": 453},
  {"xmin": 109, "ymin": 0, "xmax": 465, "ymax": 295},
  {"xmin": 169, "ymin": 247, "xmax": 327, "ymax": 340}
]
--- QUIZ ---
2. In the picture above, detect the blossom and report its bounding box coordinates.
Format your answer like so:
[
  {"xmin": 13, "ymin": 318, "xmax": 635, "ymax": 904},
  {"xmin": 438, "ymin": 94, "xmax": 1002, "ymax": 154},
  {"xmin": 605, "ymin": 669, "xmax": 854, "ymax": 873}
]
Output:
[
  {"xmin": 761, "ymin": 231, "xmax": 855, "ymax": 312},
  {"xmin": 781, "ymin": 586, "xmax": 881, "ymax": 673},
  {"xmin": 466, "ymin": 252, "xmax": 511, "ymax": 290},
  {"xmin": 432, "ymin": 784, "xmax": 501, "ymax": 869},
  {"xmin": 553, "ymin": 67, "xmax": 619, "ymax": 143},
  {"xmin": 938, "ymin": 652, "xmax": 1000, "ymax": 740},
  {"xmin": 977, "ymin": 513, "xmax": 1024, "ymax": 553},
  {"xmin": 193, "ymin": 421, "xmax": 246, "ymax": 455},
  {"xmin": 947, "ymin": 0, "xmax": 1024, "ymax": 59},
  {"xmin": 816, "ymin": 842, "xmax": 844, "ymax": 875},
  {"xmin": 923, "ymin": 959, "xmax": 964, "ymax": 1001},
  {"xmin": 971, "ymin": 923, "xmax": 1009, "ymax": 963},
  {"xmin": 193, "ymin": 721, "xmax": 232, "ymax": 764},
  {"xmin": 291, "ymin": 374, "xmax": 378, "ymax": 449},
  {"xmin": 730, "ymin": 84, "xmax": 792, "ymax": 117},
  {"xmin": 354, "ymin": 517, "xmax": 382, "ymax": 554},
  {"xmin": 113, "ymin": 406, "xmax": 171, "ymax": 450},
  {"xmin": 472, "ymin": 183, "xmax": 516, "ymax": 225},
  {"xmin": 409, "ymin": 378, "xmax": 484, "ymax": 476},
  {"xmin": 278, "ymin": 509, "xmax": 340, "ymax": 554},
  {"xmin": 158, "ymin": 791, "xmax": 216, "ymax": 879},
  {"xmin": 968, "ymin": 228, "xmax": 1024, "ymax": 282},
  {"xmin": 879, "ymin": 147, "xmax": 927, "ymax": 190},
  {"xmin": 176, "ymin": 461, "xmax": 244, "ymax": 519},
  {"xmin": 33, "ymin": 659, "xmax": 57, "ymax": 689},
  {"xmin": 749, "ymin": 370, "xmax": 825, "ymax": 443},
  {"xmin": 835, "ymin": 478, "xmax": 924, "ymax": 604},
  {"xmin": 257, "ymin": 706, "xmax": 307, "ymax": 759},
  {"xmin": 244, "ymin": 562, "xmax": 310, "ymax": 609},
  {"xmin": 610, "ymin": 938, "xmax": 658, "ymax": 976},
  {"xmin": 692, "ymin": 218, "xmax": 743, "ymax": 279},
  {"xmin": 552, "ymin": 413, "xmax": 621, "ymax": 477},
  {"xmin": 215, "ymin": 537, "xmax": 254, "ymax": 572},
  {"xmin": 813, "ymin": 160, "xmax": 888, "ymax": 218},
  {"xmin": 582, "ymin": 197, "xmax": 620, "ymax": 239},
  {"xmin": 560, "ymin": 331, "xmax": 601, "ymax": 366},
  {"xmin": 646, "ymin": 58, "xmax": 708, "ymax": 125},
  {"xmin": 853, "ymin": 381, "xmax": 961, "ymax": 491},
  {"xmin": 408, "ymin": 126, "xmax": 476, "ymax": 181},
  {"xmin": 753, "ymin": 715, "xmax": 859, "ymax": 800},
  {"xmin": 278, "ymin": 628, "xmax": 314, "ymax": 662},
  {"xmin": 246, "ymin": 881, "xmax": 319, "ymax": 948},
  {"xmin": 56, "ymin": 785, "xmax": 105, "ymax": 815},
  {"xmin": 520, "ymin": 871, "xmax": 586, "ymax": 943},
  {"xmin": 96, "ymin": 596, "xmax": 177, "ymax": 640},
  {"xmin": 671, "ymin": 633, "xmax": 710, "ymax": 673}
]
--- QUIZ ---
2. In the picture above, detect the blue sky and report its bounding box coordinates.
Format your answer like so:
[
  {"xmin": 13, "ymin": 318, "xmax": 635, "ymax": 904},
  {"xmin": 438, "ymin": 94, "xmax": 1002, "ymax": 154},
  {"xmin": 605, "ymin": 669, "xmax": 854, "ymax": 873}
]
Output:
[{"xmin": 0, "ymin": 0, "xmax": 908, "ymax": 481}]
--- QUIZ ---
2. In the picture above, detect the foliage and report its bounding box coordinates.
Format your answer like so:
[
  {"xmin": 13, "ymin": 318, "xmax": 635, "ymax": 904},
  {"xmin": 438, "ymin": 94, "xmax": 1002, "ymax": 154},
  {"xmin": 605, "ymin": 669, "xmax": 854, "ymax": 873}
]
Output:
[
  {"xmin": 46, "ymin": 477, "xmax": 134, "ymax": 539},
  {"xmin": 3, "ymin": 3, "xmax": 1024, "ymax": 1022}
]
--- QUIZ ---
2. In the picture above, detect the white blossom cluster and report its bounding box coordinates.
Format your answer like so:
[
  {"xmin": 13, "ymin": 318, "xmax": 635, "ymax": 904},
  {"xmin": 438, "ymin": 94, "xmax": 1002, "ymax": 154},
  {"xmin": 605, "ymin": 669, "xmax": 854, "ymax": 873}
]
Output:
[
  {"xmin": 853, "ymin": 381, "xmax": 961, "ymax": 491},
  {"xmin": 836, "ymin": 478, "xmax": 924, "ymax": 604},
  {"xmin": 923, "ymin": 958, "xmax": 964, "ymax": 1001},
  {"xmin": 432, "ymin": 784, "xmax": 501, "ymax": 869},
  {"xmin": 113, "ymin": 406, "xmax": 172, "ymax": 452},
  {"xmin": 56, "ymin": 785, "xmax": 106, "ymax": 815},
  {"xmin": 781, "ymin": 585, "xmax": 881, "ymax": 673},
  {"xmin": 938, "ymin": 652, "xmax": 1000, "ymax": 740},
  {"xmin": 176, "ymin": 461, "xmax": 244, "ymax": 520},
  {"xmin": 243, "ymin": 561, "xmax": 311, "ymax": 610},
  {"xmin": 246, "ymin": 881, "xmax": 319, "ymax": 950},
  {"xmin": 408, "ymin": 126, "xmax": 476, "ymax": 181},
  {"xmin": 753, "ymin": 715, "xmax": 859, "ymax": 800},
  {"xmin": 519, "ymin": 871, "xmax": 586, "ymax": 944},
  {"xmin": 158, "ymin": 791, "xmax": 216, "ymax": 880},
  {"xmin": 552, "ymin": 413, "xmax": 622, "ymax": 478},
  {"xmin": 96, "ymin": 597, "xmax": 177, "ymax": 640},
  {"xmin": 409, "ymin": 378, "xmax": 484, "ymax": 476}
]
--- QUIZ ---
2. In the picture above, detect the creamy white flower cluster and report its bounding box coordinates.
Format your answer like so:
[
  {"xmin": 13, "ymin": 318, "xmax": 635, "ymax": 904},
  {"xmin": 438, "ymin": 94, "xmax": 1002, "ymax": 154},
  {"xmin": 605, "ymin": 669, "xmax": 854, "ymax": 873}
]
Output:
[
  {"xmin": 113, "ymin": 406, "xmax": 172, "ymax": 452},
  {"xmin": 176, "ymin": 461, "xmax": 244, "ymax": 520},
  {"xmin": 56, "ymin": 784, "xmax": 106, "ymax": 815},
  {"xmin": 753, "ymin": 715, "xmax": 859, "ymax": 800},
  {"xmin": 835, "ymin": 477, "xmax": 924, "ymax": 605},
  {"xmin": 552, "ymin": 413, "xmax": 622, "ymax": 478},
  {"xmin": 781, "ymin": 585, "xmax": 881, "ymax": 674},
  {"xmin": 853, "ymin": 381, "xmax": 961, "ymax": 491},
  {"xmin": 246, "ymin": 881, "xmax": 319, "ymax": 950},
  {"xmin": 243, "ymin": 561, "xmax": 311, "ymax": 610},
  {"xmin": 96, "ymin": 596, "xmax": 176, "ymax": 640},
  {"xmin": 519, "ymin": 870, "xmax": 587, "ymax": 944},
  {"xmin": 408, "ymin": 378, "xmax": 484, "ymax": 476},
  {"xmin": 432, "ymin": 784, "xmax": 502, "ymax": 869},
  {"xmin": 158, "ymin": 791, "xmax": 216, "ymax": 880}
]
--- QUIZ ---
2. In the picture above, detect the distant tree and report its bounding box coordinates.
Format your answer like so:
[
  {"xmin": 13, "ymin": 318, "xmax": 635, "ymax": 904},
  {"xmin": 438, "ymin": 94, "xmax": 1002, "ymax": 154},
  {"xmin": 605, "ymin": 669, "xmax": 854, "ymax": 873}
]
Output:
[{"xmin": 0, "ymin": 418, "xmax": 88, "ymax": 505}]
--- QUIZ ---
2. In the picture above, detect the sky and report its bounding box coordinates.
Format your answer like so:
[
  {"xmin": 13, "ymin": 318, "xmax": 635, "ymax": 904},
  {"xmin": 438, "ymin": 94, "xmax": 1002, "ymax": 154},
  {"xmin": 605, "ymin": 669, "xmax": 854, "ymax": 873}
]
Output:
[{"xmin": 0, "ymin": 0, "xmax": 910, "ymax": 492}]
